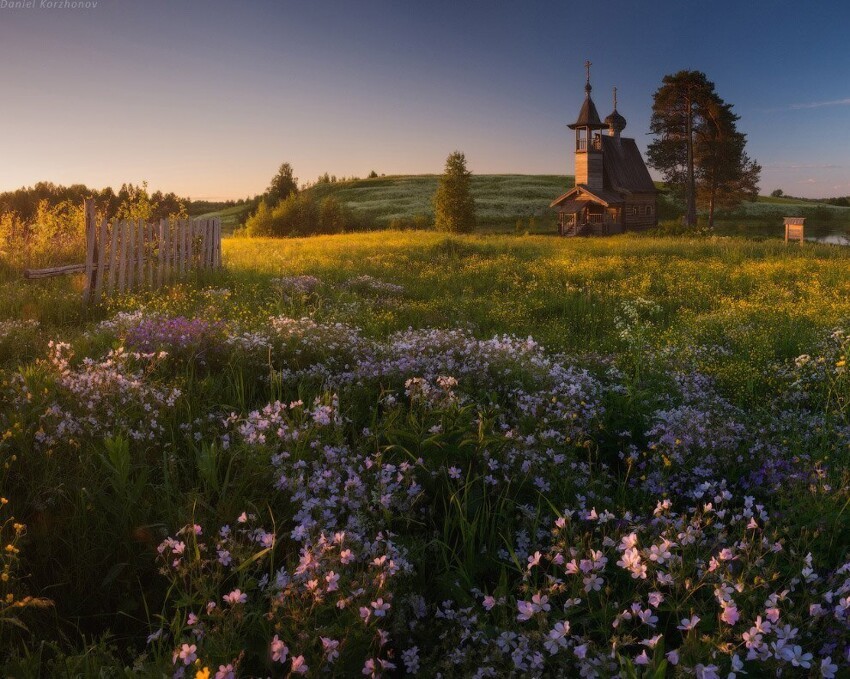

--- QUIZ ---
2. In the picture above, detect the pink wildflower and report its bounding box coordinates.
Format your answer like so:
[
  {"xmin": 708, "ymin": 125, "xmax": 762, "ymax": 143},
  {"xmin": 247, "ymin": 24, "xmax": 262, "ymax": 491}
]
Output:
[
  {"xmin": 371, "ymin": 598, "xmax": 390, "ymax": 617},
  {"xmin": 720, "ymin": 603, "xmax": 740, "ymax": 625},
  {"xmin": 270, "ymin": 634, "xmax": 289, "ymax": 663},
  {"xmin": 223, "ymin": 589, "xmax": 247, "ymax": 605},
  {"xmin": 516, "ymin": 600, "xmax": 535, "ymax": 621},
  {"xmin": 678, "ymin": 614, "xmax": 700, "ymax": 631},
  {"xmin": 215, "ymin": 665, "xmax": 235, "ymax": 679},
  {"xmin": 177, "ymin": 643, "xmax": 197, "ymax": 665}
]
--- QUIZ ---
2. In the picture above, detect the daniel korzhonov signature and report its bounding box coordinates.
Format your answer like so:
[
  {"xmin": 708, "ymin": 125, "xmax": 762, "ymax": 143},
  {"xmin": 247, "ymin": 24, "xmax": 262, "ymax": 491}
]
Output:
[{"xmin": 0, "ymin": 0, "xmax": 99, "ymax": 8}]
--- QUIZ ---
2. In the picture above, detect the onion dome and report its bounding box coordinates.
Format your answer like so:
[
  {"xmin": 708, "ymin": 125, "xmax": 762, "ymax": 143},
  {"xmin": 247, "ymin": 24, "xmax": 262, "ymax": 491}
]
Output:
[
  {"xmin": 605, "ymin": 109, "xmax": 627, "ymax": 132},
  {"xmin": 605, "ymin": 87, "xmax": 627, "ymax": 134},
  {"xmin": 605, "ymin": 87, "xmax": 626, "ymax": 134}
]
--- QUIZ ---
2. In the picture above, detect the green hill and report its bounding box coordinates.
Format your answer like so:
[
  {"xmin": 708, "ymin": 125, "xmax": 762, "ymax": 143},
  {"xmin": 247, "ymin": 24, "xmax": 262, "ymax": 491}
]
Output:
[
  {"xmin": 200, "ymin": 174, "xmax": 574, "ymax": 232},
  {"xmin": 304, "ymin": 174, "xmax": 572, "ymax": 227},
  {"xmin": 201, "ymin": 174, "xmax": 850, "ymax": 239}
]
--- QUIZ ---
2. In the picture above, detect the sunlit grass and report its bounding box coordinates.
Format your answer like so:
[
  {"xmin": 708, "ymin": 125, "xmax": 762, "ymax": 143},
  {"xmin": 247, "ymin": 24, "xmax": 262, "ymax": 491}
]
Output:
[
  {"xmin": 9, "ymin": 230, "xmax": 850, "ymax": 400},
  {"xmin": 222, "ymin": 231, "xmax": 850, "ymax": 369}
]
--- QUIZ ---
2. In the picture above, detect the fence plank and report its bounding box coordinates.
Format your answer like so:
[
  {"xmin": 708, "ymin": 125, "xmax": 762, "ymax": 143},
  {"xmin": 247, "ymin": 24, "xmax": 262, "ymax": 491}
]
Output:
[
  {"xmin": 136, "ymin": 219, "xmax": 145, "ymax": 289},
  {"xmin": 117, "ymin": 221, "xmax": 127, "ymax": 293},
  {"xmin": 146, "ymin": 222, "xmax": 153, "ymax": 289},
  {"xmin": 180, "ymin": 219, "xmax": 188, "ymax": 276},
  {"xmin": 186, "ymin": 220, "xmax": 192, "ymax": 271},
  {"xmin": 204, "ymin": 218, "xmax": 212, "ymax": 268},
  {"xmin": 93, "ymin": 216, "xmax": 108, "ymax": 302},
  {"xmin": 184, "ymin": 219, "xmax": 191, "ymax": 274},
  {"xmin": 209, "ymin": 219, "xmax": 216, "ymax": 268},
  {"xmin": 82, "ymin": 199, "xmax": 96, "ymax": 304},
  {"xmin": 175, "ymin": 219, "xmax": 181, "ymax": 276},
  {"xmin": 25, "ymin": 263, "xmax": 87, "ymax": 279},
  {"xmin": 197, "ymin": 219, "xmax": 203, "ymax": 269},
  {"xmin": 126, "ymin": 221, "xmax": 136, "ymax": 291},
  {"xmin": 197, "ymin": 218, "xmax": 205, "ymax": 269},
  {"xmin": 168, "ymin": 219, "xmax": 176, "ymax": 280},
  {"xmin": 201, "ymin": 219, "xmax": 212, "ymax": 269},
  {"xmin": 158, "ymin": 219, "xmax": 167, "ymax": 287},
  {"xmin": 107, "ymin": 220, "xmax": 119, "ymax": 295},
  {"xmin": 217, "ymin": 218, "xmax": 222, "ymax": 267},
  {"xmin": 171, "ymin": 220, "xmax": 179, "ymax": 277}
]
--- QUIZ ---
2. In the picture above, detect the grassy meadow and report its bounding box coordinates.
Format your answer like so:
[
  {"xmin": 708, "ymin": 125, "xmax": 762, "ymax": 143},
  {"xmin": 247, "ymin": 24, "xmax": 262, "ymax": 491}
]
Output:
[{"xmin": 1, "ymin": 230, "xmax": 850, "ymax": 676}]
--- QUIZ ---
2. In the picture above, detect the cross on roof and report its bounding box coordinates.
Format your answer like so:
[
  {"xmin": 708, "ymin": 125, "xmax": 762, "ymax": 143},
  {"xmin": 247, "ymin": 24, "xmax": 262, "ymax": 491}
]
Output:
[{"xmin": 584, "ymin": 60, "xmax": 592, "ymax": 84}]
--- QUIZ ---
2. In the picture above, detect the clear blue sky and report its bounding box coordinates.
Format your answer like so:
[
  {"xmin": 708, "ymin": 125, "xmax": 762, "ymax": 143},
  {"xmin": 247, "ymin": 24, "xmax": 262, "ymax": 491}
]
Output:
[{"xmin": 1, "ymin": 0, "xmax": 848, "ymax": 199}]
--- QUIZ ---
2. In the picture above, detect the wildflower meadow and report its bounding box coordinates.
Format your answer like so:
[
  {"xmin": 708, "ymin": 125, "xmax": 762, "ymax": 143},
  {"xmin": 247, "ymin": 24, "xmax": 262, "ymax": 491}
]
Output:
[{"xmin": 1, "ymin": 231, "xmax": 849, "ymax": 677}]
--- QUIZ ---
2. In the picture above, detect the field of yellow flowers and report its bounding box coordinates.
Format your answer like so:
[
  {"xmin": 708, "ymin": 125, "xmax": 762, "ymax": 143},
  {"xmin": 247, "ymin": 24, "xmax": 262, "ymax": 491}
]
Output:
[{"xmin": 1, "ymin": 231, "xmax": 849, "ymax": 677}]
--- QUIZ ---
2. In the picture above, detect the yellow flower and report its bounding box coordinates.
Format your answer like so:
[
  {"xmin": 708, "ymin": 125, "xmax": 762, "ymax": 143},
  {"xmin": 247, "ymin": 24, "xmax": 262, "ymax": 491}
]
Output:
[
  {"xmin": 195, "ymin": 668, "xmax": 210, "ymax": 679},
  {"xmin": 837, "ymin": 359, "xmax": 846, "ymax": 368}
]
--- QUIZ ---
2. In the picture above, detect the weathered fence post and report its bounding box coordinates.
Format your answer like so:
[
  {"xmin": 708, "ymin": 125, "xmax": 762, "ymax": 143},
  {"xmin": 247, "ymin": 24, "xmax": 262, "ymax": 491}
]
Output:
[
  {"xmin": 136, "ymin": 219, "xmax": 144, "ymax": 289},
  {"xmin": 199, "ymin": 218, "xmax": 208, "ymax": 269},
  {"xmin": 188, "ymin": 219, "xmax": 195, "ymax": 269},
  {"xmin": 93, "ymin": 216, "xmax": 107, "ymax": 303},
  {"xmin": 157, "ymin": 219, "xmax": 166, "ymax": 287},
  {"xmin": 146, "ymin": 221, "xmax": 154, "ymax": 289},
  {"xmin": 81, "ymin": 199, "xmax": 96, "ymax": 304},
  {"xmin": 118, "ymin": 221, "xmax": 128, "ymax": 293}
]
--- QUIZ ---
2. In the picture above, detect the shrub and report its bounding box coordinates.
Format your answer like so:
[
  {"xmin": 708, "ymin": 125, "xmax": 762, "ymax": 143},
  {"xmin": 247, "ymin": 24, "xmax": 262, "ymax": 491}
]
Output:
[
  {"xmin": 245, "ymin": 194, "xmax": 362, "ymax": 237},
  {"xmin": 0, "ymin": 200, "xmax": 84, "ymax": 268}
]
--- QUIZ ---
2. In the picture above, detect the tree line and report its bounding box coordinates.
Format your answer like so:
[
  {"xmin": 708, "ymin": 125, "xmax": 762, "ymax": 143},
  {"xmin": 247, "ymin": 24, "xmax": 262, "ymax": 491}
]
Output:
[{"xmin": 0, "ymin": 182, "xmax": 206, "ymax": 222}]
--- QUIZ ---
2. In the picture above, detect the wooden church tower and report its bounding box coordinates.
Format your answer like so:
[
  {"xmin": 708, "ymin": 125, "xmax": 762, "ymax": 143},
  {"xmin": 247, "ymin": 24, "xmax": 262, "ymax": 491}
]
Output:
[{"xmin": 569, "ymin": 60, "xmax": 606, "ymax": 190}]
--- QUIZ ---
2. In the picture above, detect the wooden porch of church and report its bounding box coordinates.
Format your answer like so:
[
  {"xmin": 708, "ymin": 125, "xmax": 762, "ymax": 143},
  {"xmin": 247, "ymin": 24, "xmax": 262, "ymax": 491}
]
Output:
[{"xmin": 557, "ymin": 203, "xmax": 623, "ymax": 237}]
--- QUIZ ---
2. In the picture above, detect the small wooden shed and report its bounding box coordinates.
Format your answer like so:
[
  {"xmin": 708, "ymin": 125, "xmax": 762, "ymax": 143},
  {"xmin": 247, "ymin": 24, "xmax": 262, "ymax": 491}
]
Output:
[{"xmin": 784, "ymin": 217, "xmax": 805, "ymax": 244}]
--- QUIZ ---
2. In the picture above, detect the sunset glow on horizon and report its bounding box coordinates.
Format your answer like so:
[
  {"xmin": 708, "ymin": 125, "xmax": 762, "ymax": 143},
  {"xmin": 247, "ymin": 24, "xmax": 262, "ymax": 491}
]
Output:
[{"xmin": 1, "ymin": 0, "xmax": 849, "ymax": 199}]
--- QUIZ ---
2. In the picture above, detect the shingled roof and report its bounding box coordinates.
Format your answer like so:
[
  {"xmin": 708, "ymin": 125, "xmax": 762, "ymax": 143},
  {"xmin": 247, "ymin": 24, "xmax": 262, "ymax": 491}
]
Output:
[
  {"xmin": 567, "ymin": 94, "xmax": 607, "ymax": 130},
  {"xmin": 601, "ymin": 137, "xmax": 657, "ymax": 193},
  {"xmin": 550, "ymin": 185, "xmax": 625, "ymax": 208}
]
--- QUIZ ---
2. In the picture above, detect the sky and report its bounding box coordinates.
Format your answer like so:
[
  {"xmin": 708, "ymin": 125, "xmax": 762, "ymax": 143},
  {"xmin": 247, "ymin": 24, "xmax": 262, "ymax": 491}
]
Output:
[{"xmin": 1, "ymin": 0, "xmax": 849, "ymax": 200}]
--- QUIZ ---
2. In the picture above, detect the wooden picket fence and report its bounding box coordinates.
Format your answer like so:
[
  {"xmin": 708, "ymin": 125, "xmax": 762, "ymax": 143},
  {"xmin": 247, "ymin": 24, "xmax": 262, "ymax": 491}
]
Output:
[{"xmin": 25, "ymin": 199, "xmax": 222, "ymax": 303}]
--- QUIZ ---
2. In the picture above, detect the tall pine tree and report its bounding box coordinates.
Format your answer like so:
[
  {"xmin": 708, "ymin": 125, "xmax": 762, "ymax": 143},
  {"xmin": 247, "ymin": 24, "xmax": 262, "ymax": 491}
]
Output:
[
  {"xmin": 695, "ymin": 98, "xmax": 761, "ymax": 226},
  {"xmin": 647, "ymin": 71, "xmax": 760, "ymax": 227}
]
